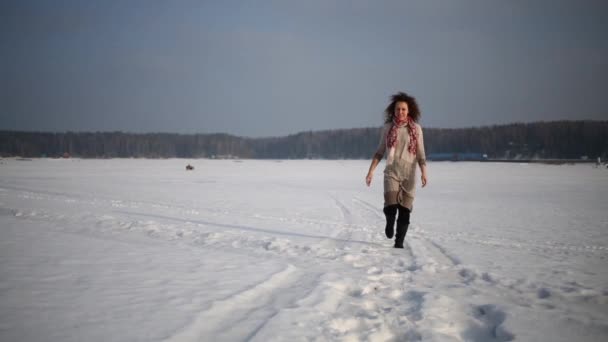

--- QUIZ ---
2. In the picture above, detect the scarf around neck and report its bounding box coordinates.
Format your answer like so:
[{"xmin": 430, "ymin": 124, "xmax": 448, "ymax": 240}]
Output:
[{"xmin": 386, "ymin": 116, "xmax": 418, "ymax": 157}]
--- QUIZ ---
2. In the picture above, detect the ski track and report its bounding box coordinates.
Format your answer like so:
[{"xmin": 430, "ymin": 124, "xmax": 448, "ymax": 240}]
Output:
[
  {"xmin": 4, "ymin": 185, "xmax": 606, "ymax": 256},
  {"xmin": 164, "ymin": 264, "xmax": 322, "ymax": 342},
  {"xmin": 2, "ymin": 182, "xmax": 608, "ymax": 341}
]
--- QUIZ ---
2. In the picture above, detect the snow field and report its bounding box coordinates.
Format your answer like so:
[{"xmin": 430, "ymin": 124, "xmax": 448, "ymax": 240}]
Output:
[{"xmin": 1, "ymin": 159, "xmax": 607, "ymax": 341}]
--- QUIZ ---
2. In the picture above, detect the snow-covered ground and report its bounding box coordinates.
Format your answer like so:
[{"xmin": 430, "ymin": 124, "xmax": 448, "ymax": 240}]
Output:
[{"xmin": 1, "ymin": 159, "xmax": 607, "ymax": 342}]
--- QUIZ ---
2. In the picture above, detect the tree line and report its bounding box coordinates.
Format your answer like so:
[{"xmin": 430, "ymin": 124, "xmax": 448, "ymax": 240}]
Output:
[{"xmin": 1, "ymin": 120, "xmax": 606, "ymax": 160}]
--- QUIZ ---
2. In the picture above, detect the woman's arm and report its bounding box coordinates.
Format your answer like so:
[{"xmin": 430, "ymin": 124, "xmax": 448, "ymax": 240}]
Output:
[
  {"xmin": 419, "ymin": 162, "xmax": 427, "ymax": 187},
  {"xmin": 366, "ymin": 125, "xmax": 387, "ymax": 186},
  {"xmin": 417, "ymin": 125, "xmax": 428, "ymax": 187},
  {"xmin": 366, "ymin": 153, "xmax": 383, "ymax": 186}
]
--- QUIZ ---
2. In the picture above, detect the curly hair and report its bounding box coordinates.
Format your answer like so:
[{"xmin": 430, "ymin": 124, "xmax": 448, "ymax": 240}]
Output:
[{"xmin": 384, "ymin": 92, "xmax": 421, "ymax": 123}]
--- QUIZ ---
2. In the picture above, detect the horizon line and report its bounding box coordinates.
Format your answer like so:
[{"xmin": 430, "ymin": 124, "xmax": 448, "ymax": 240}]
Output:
[{"xmin": 1, "ymin": 119, "xmax": 606, "ymax": 139}]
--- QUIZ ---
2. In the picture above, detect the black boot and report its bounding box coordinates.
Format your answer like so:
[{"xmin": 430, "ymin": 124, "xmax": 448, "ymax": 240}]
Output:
[
  {"xmin": 383, "ymin": 205, "xmax": 398, "ymax": 239},
  {"xmin": 394, "ymin": 205, "xmax": 410, "ymax": 248}
]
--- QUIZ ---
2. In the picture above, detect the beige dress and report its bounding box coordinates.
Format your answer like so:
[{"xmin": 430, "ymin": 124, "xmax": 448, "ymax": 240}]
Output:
[{"xmin": 375, "ymin": 122, "xmax": 426, "ymax": 210}]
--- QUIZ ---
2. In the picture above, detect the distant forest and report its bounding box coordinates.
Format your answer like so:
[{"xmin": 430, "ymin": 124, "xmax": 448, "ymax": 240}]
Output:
[{"xmin": 1, "ymin": 121, "xmax": 607, "ymax": 160}]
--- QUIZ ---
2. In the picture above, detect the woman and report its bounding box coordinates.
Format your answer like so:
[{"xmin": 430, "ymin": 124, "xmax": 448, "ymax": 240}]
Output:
[{"xmin": 365, "ymin": 92, "xmax": 428, "ymax": 248}]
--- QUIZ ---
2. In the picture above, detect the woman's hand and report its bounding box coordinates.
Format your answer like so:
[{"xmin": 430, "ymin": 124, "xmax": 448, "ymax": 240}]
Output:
[
  {"xmin": 421, "ymin": 172, "xmax": 428, "ymax": 187},
  {"xmin": 365, "ymin": 172, "xmax": 373, "ymax": 186}
]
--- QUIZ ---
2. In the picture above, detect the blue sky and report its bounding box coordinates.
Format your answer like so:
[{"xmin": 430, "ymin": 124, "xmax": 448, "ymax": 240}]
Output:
[{"xmin": 2, "ymin": 0, "xmax": 607, "ymax": 137}]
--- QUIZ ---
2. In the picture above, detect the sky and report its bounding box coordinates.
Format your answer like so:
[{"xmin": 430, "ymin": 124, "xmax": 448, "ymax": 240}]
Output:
[{"xmin": 1, "ymin": 0, "xmax": 607, "ymax": 137}]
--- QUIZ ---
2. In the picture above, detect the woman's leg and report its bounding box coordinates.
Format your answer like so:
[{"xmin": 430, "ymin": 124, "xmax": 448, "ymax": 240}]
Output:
[
  {"xmin": 383, "ymin": 176, "xmax": 400, "ymax": 239},
  {"xmin": 383, "ymin": 205, "xmax": 398, "ymax": 238},
  {"xmin": 394, "ymin": 205, "xmax": 410, "ymax": 248}
]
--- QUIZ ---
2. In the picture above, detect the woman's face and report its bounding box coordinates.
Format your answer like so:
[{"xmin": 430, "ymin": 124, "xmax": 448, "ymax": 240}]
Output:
[{"xmin": 394, "ymin": 101, "xmax": 409, "ymax": 121}]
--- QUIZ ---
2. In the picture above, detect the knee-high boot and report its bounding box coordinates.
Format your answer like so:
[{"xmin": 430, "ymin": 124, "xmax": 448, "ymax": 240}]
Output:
[
  {"xmin": 394, "ymin": 205, "xmax": 410, "ymax": 248},
  {"xmin": 383, "ymin": 204, "xmax": 398, "ymax": 239}
]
